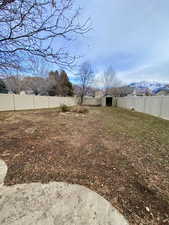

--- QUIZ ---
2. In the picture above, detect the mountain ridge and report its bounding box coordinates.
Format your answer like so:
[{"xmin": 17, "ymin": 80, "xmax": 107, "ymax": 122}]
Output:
[{"xmin": 128, "ymin": 81, "xmax": 169, "ymax": 91}]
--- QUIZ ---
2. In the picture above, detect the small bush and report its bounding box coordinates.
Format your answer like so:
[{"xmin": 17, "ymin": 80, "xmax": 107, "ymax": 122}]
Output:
[
  {"xmin": 71, "ymin": 106, "xmax": 89, "ymax": 114},
  {"xmin": 59, "ymin": 104, "xmax": 70, "ymax": 112}
]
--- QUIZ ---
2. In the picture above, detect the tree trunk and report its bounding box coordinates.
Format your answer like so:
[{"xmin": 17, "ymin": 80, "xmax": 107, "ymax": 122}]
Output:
[{"xmin": 80, "ymin": 94, "xmax": 84, "ymax": 105}]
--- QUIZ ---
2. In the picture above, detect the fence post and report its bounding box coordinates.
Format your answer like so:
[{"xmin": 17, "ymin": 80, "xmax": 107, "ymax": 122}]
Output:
[
  {"xmin": 159, "ymin": 96, "xmax": 163, "ymax": 118},
  {"xmin": 33, "ymin": 95, "xmax": 35, "ymax": 109},
  {"xmin": 12, "ymin": 94, "xmax": 15, "ymax": 111},
  {"xmin": 143, "ymin": 96, "xmax": 146, "ymax": 113},
  {"xmin": 48, "ymin": 96, "xmax": 49, "ymax": 108}
]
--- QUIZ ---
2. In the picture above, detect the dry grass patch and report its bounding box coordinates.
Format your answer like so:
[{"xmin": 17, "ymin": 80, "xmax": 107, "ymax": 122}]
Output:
[
  {"xmin": 71, "ymin": 105, "xmax": 89, "ymax": 114},
  {"xmin": 0, "ymin": 107, "xmax": 168, "ymax": 225}
]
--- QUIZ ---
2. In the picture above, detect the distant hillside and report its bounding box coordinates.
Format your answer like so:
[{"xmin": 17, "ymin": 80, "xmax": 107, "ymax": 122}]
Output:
[{"xmin": 129, "ymin": 81, "xmax": 169, "ymax": 94}]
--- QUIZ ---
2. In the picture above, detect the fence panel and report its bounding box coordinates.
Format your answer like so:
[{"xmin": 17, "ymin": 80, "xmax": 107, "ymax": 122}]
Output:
[
  {"xmin": 34, "ymin": 96, "xmax": 49, "ymax": 109},
  {"xmin": 0, "ymin": 94, "xmax": 14, "ymax": 111},
  {"xmin": 0, "ymin": 94, "xmax": 76, "ymax": 111},
  {"xmin": 160, "ymin": 97, "xmax": 169, "ymax": 120},
  {"xmin": 14, "ymin": 95, "xmax": 34, "ymax": 110},
  {"xmin": 117, "ymin": 96, "xmax": 169, "ymax": 120}
]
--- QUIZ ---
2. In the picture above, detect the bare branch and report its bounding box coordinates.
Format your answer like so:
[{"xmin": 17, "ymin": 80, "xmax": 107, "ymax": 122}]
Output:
[{"xmin": 0, "ymin": 0, "xmax": 91, "ymax": 74}]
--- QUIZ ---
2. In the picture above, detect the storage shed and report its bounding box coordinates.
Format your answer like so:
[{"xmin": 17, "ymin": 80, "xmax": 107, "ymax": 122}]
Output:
[{"xmin": 101, "ymin": 95, "xmax": 116, "ymax": 107}]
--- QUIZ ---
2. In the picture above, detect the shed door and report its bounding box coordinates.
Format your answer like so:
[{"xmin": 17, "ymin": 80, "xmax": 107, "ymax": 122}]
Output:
[{"xmin": 106, "ymin": 97, "xmax": 112, "ymax": 106}]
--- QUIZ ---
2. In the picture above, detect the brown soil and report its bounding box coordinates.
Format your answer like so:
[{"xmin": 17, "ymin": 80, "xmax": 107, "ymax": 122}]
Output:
[{"xmin": 0, "ymin": 107, "xmax": 169, "ymax": 225}]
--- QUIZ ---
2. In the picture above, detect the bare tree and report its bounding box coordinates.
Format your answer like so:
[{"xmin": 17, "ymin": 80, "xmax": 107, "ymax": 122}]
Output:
[
  {"xmin": 95, "ymin": 66, "xmax": 122, "ymax": 95},
  {"xmin": 5, "ymin": 74, "xmax": 22, "ymax": 94},
  {"xmin": 78, "ymin": 61, "xmax": 94, "ymax": 104},
  {"xmin": 0, "ymin": 0, "xmax": 90, "ymax": 74},
  {"xmin": 102, "ymin": 66, "xmax": 122, "ymax": 94},
  {"xmin": 21, "ymin": 76, "xmax": 48, "ymax": 95},
  {"xmin": 0, "ymin": 1, "xmax": 15, "ymax": 9}
]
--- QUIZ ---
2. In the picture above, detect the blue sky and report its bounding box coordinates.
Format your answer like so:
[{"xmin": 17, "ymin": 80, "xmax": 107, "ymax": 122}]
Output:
[{"xmin": 69, "ymin": 0, "xmax": 169, "ymax": 84}]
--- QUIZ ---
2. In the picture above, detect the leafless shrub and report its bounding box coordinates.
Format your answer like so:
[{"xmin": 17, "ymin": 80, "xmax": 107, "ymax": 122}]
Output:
[
  {"xmin": 71, "ymin": 106, "xmax": 88, "ymax": 114},
  {"xmin": 59, "ymin": 104, "xmax": 70, "ymax": 112}
]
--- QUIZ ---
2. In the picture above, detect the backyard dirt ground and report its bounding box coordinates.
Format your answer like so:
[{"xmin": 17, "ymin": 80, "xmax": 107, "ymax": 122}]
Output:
[{"xmin": 0, "ymin": 107, "xmax": 169, "ymax": 225}]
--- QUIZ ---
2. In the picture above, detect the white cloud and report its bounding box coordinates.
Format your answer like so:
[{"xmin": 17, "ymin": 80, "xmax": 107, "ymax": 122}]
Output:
[
  {"xmin": 76, "ymin": 0, "xmax": 169, "ymax": 82},
  {"xmin": 117, "ymin": 61, "xmax": 169, "ymax": 84}
]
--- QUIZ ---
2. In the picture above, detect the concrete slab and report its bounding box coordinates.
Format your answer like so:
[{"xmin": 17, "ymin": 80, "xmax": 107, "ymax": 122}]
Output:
[{"xmin": 0, "ymin": 182, "xmax": 129, "ymax": 225}]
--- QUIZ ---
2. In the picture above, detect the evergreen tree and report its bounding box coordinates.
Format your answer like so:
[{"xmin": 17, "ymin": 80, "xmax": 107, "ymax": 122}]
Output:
[
  {"xmin": 48, "ymin": 70, "xmax": 73, "ymax": 96},
  {"xmin": 60, "ymin": 70, "xmax": 74, "ymax": 96},
  {"xmin": 0, "ymin": 79, "xmax": 8, "ymax": 93},
  {"xmin": 48, "ymin": 70, "xmax": 61, "ymax": 96}
]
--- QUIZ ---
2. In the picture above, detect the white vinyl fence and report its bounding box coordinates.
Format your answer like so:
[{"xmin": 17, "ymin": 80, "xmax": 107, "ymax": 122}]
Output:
[
  {"xmin": 82, "ymin": 97, "xmax": 101, "ymax": 106},
  {"xmin": 0, "ymin": 94, "xmax": 76, "ymax": 111},
  {"xmin": 117, "ymin": 96, "xmax": 169, "ymax": 120}
]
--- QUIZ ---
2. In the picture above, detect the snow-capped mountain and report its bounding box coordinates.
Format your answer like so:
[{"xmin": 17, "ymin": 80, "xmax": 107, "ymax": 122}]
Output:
[{"xmin": 129, "ymin": 81, "xmax": 169, "ymax": 92}]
